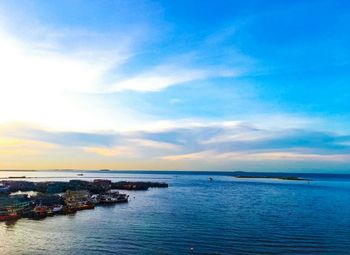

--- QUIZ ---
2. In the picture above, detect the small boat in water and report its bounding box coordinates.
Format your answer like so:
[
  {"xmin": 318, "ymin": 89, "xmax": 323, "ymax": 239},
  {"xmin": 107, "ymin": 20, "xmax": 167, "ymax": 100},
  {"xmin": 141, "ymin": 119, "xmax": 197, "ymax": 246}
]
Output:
[
  {"xmin": 115, "ymin": 194, "xmax": 129, "ymax": 203},
  {"xmin": 90, "ymin": 194, "xmax": 100, "ymax": 204},
  {"xmin": 99, "ymin": 195, "xmax": 118, "ymax": 204},
  {"xmin": 52, "ymin": 205, "xmax": 63, "ymax": 214},
  {"xmin": 208, "ymin": 177, "xmax": 213, "ymax": 181},
  {"xmin": 107, "ymin": 191, "xmax": 129, "ymax": 203},
  {"xmin": 29, "ymin": 205, "xmax": 48, "ymax": 219},
  {"xmin": 99, "ymin": 192, "xmax": 129, "ymax": 204},
  {"xmin": 79, "ymin": 202, "xmax": 95, "ymax": 210},
  {"xmin": 0, "ymin": 208, "xmax": 21, "ymax": 221}
]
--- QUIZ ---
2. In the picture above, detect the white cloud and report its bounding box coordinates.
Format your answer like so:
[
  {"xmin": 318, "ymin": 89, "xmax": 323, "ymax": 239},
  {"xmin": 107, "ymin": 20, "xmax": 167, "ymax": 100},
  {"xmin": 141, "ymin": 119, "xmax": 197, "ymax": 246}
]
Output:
[
  {"xmin": 110, "ymin": 66, "xmax": 206, "ymax": 92},
  {"xmin": 2, "ymin": 118, "xmax": 350, "ymax": 171},
  {"xmin": 110, "ymin": 64, "xmax": 244, "ymax": 92}
]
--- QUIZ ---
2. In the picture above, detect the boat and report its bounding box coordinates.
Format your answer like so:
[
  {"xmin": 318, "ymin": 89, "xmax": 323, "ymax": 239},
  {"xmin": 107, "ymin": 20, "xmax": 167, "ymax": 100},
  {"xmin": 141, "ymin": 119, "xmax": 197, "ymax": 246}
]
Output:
[
  {"xmin": 115, "ymin": 194, "xmax": 129, "ymax": 203},
  {"xmin": 52, "ymin": 205, "xmax": 63, "ymax": 214},
  {"xmin": 99, "ymin": 195, "xmax": 118, "ymax": 204},
  {"xmin": 0, "ymin": 208, "xmax": 21, "ymax": 222},
  {"xmin": 29, "ymin": 205, "xmax": 48, "ymax": 219},
  {"xmin": 79, "ymin": 202, "xmax": 95, "ymax": 210},
  {"xmin": 110, "ymin": 191, "xmax": 129, "ymax": 203},
  {"xmin": 208, "ymin": 177, "xmax": 213, "ymax": 181},
  {"xmin": 90, "ymin": 194, "xmax": 100, "ymax": 204},
  {"xmin": 99, "ymin": 192, "xmax": 129, "ymax": 204}
]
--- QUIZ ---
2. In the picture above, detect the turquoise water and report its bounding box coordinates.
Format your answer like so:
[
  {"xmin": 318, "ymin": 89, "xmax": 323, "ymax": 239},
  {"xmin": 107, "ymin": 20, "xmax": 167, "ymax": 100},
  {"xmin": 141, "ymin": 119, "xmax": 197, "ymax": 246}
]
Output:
[{"xmin": 1, "ymin": 171, "xmax": 350, "ymax": 254}]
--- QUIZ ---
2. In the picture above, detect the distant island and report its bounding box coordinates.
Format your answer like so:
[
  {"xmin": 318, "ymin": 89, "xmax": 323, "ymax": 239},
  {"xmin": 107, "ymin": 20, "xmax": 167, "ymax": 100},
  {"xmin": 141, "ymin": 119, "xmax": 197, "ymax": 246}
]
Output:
[{"xmin": 235, "ymin": 175, "xmax": 310, "ymax": 181}]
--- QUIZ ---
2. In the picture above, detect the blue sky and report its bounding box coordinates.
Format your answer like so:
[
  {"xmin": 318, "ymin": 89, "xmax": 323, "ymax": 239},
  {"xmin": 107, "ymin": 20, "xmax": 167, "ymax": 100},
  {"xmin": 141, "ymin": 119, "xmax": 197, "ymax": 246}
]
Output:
[{"xmin": 0, "ymin": 0, "xmax": 349, "ymax": 171}]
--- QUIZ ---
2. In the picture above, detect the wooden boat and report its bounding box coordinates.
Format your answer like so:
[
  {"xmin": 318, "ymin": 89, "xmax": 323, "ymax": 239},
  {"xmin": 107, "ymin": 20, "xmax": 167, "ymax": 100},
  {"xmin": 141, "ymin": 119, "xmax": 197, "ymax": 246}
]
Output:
[
  {"xmin": 0, "ymin": 212, "xmax": 20, "ymax": 221},
  {"xmin": 79, "ymin": 203, "xmax": 95, "ymax": 210},
  {"xmin": 0, "ymin": 208, "xmax": 20, "ymax": 221},
  {"xmin": 29, "ymin": 205, "xmax": 48, "ymax": 219}
]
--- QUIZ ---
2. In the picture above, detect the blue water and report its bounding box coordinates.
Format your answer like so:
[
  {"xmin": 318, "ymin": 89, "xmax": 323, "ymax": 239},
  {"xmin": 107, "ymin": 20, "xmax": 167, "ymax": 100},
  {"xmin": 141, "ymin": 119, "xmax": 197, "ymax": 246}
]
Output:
[{"xmin": 1, "ymin": 171, "xmax": 350, "ymax": 254}]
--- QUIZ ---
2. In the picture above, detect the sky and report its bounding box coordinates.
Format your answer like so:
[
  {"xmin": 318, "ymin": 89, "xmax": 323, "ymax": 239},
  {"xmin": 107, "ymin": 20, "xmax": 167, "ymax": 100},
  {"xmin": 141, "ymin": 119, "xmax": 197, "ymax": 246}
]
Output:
[{"xmin": 0, "ymin": 0, "xmax": 349, "ymax": 172}]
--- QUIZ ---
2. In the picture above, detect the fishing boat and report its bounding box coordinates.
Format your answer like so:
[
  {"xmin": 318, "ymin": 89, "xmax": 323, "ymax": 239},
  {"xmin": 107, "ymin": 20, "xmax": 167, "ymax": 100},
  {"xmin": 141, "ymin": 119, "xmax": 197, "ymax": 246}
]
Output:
[
  {"xmin": 99, "ymin": 195, "xmax": 118, "ymax": 204},
  {"xmin": 90, "ymin": 194, "xmax": 101, "ymax": 204},
  {"xmin": 78, "ymin": 202, "xmax": 95, "ymax": 210},
  {"xmin": 0, "ymin": 208, "xmax": 21, "ymax": 221},
  {"xmin": 52, "ymin": 205, "xmax": 63, "ymax": 214},
  {"xmin": 27, "ymin": 205, "xmax": 48, "ymax": 219},
  {"xmin": 115, "ymin": 194, "xmax": 129, "ymax": 203},
  {"xmin": 32, "ymin": 205, "xmax": 49, "ymax": 219},
  {"xmin": 99, "ymin": 192, "xmax": 129, "ymax": 204}
]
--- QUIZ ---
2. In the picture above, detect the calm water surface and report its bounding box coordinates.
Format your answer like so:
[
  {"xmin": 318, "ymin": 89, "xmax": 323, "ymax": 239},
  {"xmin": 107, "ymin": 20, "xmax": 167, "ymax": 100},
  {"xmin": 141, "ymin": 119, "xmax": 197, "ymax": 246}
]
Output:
[{"xmin": 0, "ymin": 171, "xmax": 350, "ymax": 255}]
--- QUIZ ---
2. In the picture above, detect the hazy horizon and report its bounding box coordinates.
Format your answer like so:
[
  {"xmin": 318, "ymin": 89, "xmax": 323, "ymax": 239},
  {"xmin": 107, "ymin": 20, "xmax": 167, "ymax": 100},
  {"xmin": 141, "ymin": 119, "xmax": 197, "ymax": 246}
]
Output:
[{"xmin": 0, "ymin": 169, "xmax": 350, "ymax": 175}]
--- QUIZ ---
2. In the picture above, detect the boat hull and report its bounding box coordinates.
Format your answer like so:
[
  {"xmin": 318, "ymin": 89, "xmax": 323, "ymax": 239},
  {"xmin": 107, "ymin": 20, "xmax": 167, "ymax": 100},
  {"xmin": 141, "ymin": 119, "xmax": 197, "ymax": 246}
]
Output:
[{"xmin": 0, "ymin": 213, "xmax": 21, "ymax": 222}]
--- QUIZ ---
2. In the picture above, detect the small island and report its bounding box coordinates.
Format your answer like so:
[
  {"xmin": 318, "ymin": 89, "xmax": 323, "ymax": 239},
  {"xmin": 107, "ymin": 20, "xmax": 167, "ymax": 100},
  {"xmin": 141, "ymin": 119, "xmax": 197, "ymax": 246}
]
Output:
[{"xmin": 235, "ymin": 175, "xmax": 310, "ymax": 181}]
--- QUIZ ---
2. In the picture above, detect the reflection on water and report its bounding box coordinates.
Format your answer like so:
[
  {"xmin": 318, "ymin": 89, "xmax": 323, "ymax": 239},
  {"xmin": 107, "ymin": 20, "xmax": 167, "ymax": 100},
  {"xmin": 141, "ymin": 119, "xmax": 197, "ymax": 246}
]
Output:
[
  {"xmin": 4, "ymin": 220, "xmax": 18, "ymax": 228},
  {"xmin": 1, "ymin": 171, "xmax": 350, "ymax": 255}
]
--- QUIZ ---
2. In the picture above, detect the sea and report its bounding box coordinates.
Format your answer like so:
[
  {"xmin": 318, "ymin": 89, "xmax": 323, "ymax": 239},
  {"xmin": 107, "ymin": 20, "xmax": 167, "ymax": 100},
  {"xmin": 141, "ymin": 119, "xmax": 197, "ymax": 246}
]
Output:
[{"xmin": 0, "ymin": 170, "xmax": 350, "ymax": 255}]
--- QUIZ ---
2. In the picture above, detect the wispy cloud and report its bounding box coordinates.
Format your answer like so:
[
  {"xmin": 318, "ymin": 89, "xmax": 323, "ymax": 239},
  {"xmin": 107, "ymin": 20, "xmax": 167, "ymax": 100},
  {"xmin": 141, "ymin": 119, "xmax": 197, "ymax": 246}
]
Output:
[
  {"xmin": 0, "ymin": 124, "xmax": 119, "ymax": 147},
  {"xmin": 110, "ymin": 65, "xmax": 207, "ymax": 92},
  {"xmin": 109, "ymin": 63, "xmax": 244, "ymax": 92},
  {"xmin": 2, "ymin": 122, "xmax": 350, "ymax": 166},
  {"xmin": 0, "ymin": 14, "xmax": 249, "ymax": 95}
]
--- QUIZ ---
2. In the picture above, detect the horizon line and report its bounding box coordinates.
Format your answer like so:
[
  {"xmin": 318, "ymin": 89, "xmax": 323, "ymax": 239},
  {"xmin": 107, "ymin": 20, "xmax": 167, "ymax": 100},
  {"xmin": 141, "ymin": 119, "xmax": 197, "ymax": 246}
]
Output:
[{"xmin": 1, "ymin": 169, "xmax": 350, "ymax": 175}]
